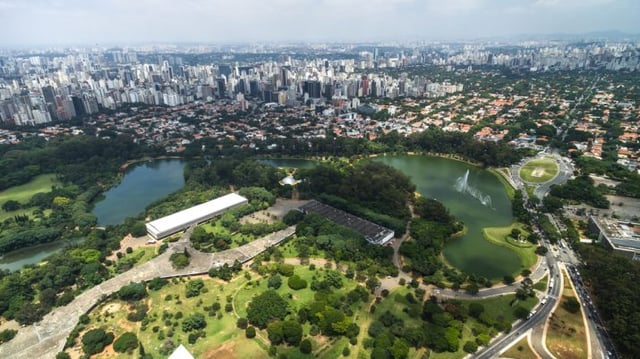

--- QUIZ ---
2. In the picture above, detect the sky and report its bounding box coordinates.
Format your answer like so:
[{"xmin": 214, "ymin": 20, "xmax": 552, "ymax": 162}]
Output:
[{"xmin": 0, "ymin": 0, "xmax": 638, "ymax": 46}]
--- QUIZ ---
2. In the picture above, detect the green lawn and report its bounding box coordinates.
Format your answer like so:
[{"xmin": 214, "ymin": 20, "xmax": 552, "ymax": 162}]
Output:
[
  {"xmin": 73, "ymin": 275, "xmax": 269, "ymax": 359},
  {"xmin": 0, "ymin": 174, "xmax": 58, "ymax": 206},
  {"xmin": 489, "ymin": 168, "xmax": 516, "ymax": 200},
  {"xmin": 502, "ymin": 336, "xmax": 538, "ymax": 359},
  {"xmin": 519, "ymin": 157, "xmax": 559, "ymax": 183},
  {"xmin": 482, "ymin": 223, "xmax": 538, "ymax": 272},
  {"xmin": 546, "ymin": 271, "xmax": 588, "ymax": 359},
  {"xmin": 533, "ymin": 274, "xmax": 548, "ymax": 291},
  {"xmin": 473, "ymin": 294, "xmax": 538, "ymax": 324}
]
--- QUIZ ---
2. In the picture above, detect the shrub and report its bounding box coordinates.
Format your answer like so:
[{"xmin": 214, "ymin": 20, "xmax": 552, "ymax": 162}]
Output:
[
  {"xmin": 182, "ymin": 313, "xmax": 207, "ymax": 332},
  {"xmin": 237, "ymin": 318, "xmax": 248, "ymax": 329},
  {"xmin": 287, "ymin": 275, "xmax": 308, "ymax": 290},
  {"xmin": 463, "ymin": 340, "xmax": 478, "ymax": 353},
  {"xmin": 300, "ymin": 339, "xmax": 312, "ymax": 354},
  {"xmin": 118, "ymin": 282, "xmax": 147, "ymax": 301},
  {"xmin": 563, "ymin": 297, "xmax": 581, "ymax": 314},
  {"xmin": 113, "ymin": 332, "xmax": 138, "ymax": 353},
  {"xmin": 0, "ymin": 329, "xmax": 17, "ymax": 344},
  {"xmin": 81, "ymin": 328, "xmax": 114, "ymax": 355}
]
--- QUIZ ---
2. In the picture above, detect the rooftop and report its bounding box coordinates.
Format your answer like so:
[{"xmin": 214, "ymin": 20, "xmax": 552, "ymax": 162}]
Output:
[{"xmin": 300, "ymin": 200, "xmax": 394, "ymax": 245}]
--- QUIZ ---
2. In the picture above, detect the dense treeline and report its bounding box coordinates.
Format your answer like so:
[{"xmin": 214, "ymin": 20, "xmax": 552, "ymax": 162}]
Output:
[
  {"xmin": 578, "ymin": 245, "xmax": 640, "ymax": 359},
  {"xmin": 297, "ymin": 161, "xmax": 415, "ymax": 233},
  {"xmin": 400, "ymin": 197, "xmax": 462, "ymax": 277},
  {"xmin": 549, "ymin": 175, "xmax": 610, "ymax": 209},
  {"xmin": 188, "ymin": 127, "xmax": 527, "ymax": 168},
  {"xmin": 0, "ymin": 135, "xmax": 153, "ymax": 191},
  {"xmin": 573, "ymin": 156, "xmax": 640, "ymax": 198}
]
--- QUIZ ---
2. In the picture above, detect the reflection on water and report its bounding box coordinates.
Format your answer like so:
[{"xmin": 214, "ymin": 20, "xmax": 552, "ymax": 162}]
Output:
[
  {"xmin": 92, "ymin": 159, "xmax": 186, "ymax": 226},
  {"xmin": 0, "ymin": 239, "xmax": 79, "ymax": 272},
  {"xmin": 374, "ymin": 155, "xmax": 521, "ymax": 279}
]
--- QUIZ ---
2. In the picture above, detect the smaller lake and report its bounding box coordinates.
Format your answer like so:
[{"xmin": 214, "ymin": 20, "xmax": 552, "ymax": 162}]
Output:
[
  {"xmin": 259, "ymin": 158, "xmax": 318, "ymax": 169},
  {"xmin": 0, "ymin": 239, "xmax": 79, "ymax": 272},
  {"xmin": 92, "ymin": 159, "xmax": 186, "ymax": 226}
]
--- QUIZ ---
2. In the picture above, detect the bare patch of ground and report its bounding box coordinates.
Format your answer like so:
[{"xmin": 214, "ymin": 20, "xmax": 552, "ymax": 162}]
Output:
[
  {"xmin": 531, "ymin": 167, "xmax": 546, "ymax": 178},
  {"xmin": 240, "ymin": 199, "xmax": 307, "ymax": 225},
  {"xmin": 203, "ymin": 341, "xmax": 236, "ymax": 359}
]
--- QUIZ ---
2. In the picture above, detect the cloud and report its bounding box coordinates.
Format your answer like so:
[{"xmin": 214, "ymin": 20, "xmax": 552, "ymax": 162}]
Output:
[{"xmin": 0, "ymin": 0, "xmax": 637, "ymax": 45}]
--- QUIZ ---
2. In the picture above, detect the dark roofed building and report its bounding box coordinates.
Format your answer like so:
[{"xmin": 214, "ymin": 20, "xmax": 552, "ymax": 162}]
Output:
[{"xmin": 300, "ymin": 200, "xmax": 394, "ymax": 245}]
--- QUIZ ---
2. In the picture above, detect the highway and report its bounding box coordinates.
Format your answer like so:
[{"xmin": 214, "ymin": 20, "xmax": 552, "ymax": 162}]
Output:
[{"xmin": 475, "ymin": 239, "xmax": 562, "ymax": 359}]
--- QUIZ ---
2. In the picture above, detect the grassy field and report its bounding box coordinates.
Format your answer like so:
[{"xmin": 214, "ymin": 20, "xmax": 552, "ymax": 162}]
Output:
[
  {"xmin": 0, "ymin": 174, "xmax": 58, "ymax": 221},
  {"xmin": 483, "ymin": 223, "xmax": 538, "ymax": 272},
  {"xmin": 501, "ymin": 336, "xmax": 538, "ymax": 359},
  {"xmin": 63, "ymin": 264, "xmax": 364, "ymax": 358},
  {"xmin": 546, "ymin": 271, "xmax": 588, "ymax": 359},
  {"xmin": 533, "ymin": 274, "xmax": 548, "ymax": 291},
  {"xmin": 0, "ymin": 174, "xmax": 58, "ymax": 206},
  {"xmin": 519, "ymin": 157, "xmax": 559, "ymax": 183}
]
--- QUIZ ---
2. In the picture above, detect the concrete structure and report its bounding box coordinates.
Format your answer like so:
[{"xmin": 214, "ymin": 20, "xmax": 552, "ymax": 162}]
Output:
[
  {"xmin": 588, "ymin": 216, "xmax": 640, "ymax": 260},
  {"xmin": 299, "ymin": 200, "xmax": 395, "ymax": 245},
  {"xmin": 146, "ymin": 193, "xmax": 248, "ymax": 240},
  {"xmin": 169, "ymin": 344, "xmax": 195, "ymax": 359}
]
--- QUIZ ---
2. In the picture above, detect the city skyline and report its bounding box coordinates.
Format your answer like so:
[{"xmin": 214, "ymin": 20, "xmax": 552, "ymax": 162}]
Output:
[{"xmin": 1, "ymin": 0, "xmax": 639, "ymax": 46}]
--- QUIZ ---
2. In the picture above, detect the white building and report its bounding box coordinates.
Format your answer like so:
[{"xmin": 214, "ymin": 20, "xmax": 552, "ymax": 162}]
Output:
[{"xmin": 146, "ymin": 193, "xmax": 248, "ymax": 240}]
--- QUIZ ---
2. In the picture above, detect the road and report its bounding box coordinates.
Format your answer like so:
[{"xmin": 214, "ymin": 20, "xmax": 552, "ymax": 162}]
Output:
[{"xmin": 475, "ymin": 239, "xmax": 562, "ymax": 359}]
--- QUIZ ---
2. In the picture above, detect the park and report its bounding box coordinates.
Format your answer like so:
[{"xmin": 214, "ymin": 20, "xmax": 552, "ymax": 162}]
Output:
[{"xmin": 519, "ymin": 157, "xmax": 559, "ymax": 183}]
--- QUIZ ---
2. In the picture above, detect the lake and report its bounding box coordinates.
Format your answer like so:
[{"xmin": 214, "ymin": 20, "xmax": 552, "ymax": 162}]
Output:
[
  {"xmin": 1, "ymin": 159, "xmax": 186, "ymax": 271},
  {"xmin": 0, "ymin": 239, "xmax": 81, "ymax": 272},
  {"xmin": 374, "ymin": 155, "xmax": 521, "ymax": 279},
  {"xmin": 92, "ymin": 159, "xmax": 186, "ymax": 226}
]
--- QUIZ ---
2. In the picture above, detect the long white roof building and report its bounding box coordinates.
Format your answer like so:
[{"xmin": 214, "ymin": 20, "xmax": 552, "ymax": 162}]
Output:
[{"xmin": 146, "ymin": 193, "xmax": 248, "ymax": 240}]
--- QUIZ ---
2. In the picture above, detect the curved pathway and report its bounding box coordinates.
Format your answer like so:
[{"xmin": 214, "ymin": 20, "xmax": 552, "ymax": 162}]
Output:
[{"xmin": 0, "ymin": 226, "xmax": 295, "ymax": 359}]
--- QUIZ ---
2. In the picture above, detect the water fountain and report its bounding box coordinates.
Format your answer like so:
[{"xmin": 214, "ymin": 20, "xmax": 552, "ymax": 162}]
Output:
[{"xmin": 455, "ymin": 170, "xmax": 493, "ymax": 207}]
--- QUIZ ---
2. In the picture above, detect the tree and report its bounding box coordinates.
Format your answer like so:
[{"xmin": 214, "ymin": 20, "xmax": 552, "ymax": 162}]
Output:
[
  {"xmin": 510, "ymin": 228, "xmax": 521, "ymax": 240},
  {"xmin": 267, "ymin": 321, "xmax": 284, "ymax": 345},
  {"xmin": 185, "ymin": 279, "xmax": 205, "ymax": 298},
  {"xmin": 514, "ymin": 306, "xmax": 530, "ymax": 320},
  {"xmin": 300, "ymin": 339, "xmax": 312, "ymax": 354},
  {"xmin": 118, "ymin": 282, "xmax": 147, "ymax": 301},
  {"xmin": 1, "ymin": 200, "xmax": 20, "ymax": 212},
  {"xmin": 465, "ymin": 283, "xmax": 479, "ymax": 295},
  {"xmin": 169, "ymin": 250, "xmax": 190, "ymax": 269},
  {"xmin": 245, "ymin": 326, "xmax": 256, "ymax": 338},
  {"xmin": 81, "ymin": 328, "xmax": 114, "ymax": 355},
  {"xmin": 267, "ymin": 274, "xmax": 282, "ymax": 289},
  {"xmin": 236, "ymin": 317, "xmax": 248, "ymax": 329},
  {"xmin": 247, "ymin": 290, "xmax": 288, "ymax": 328},
  {"xmin": 503, "ymin": 275, "xmax": 515, "ymax": 285},
  {"xmin": 287, "ymin": 274, "xmax": 308, "ymax": 290},
  {"xmin": 463, "ymin": 340, "xmax": 478, "ymax": 353},
  {"xmin": 182, "ymin": 313, "xmax": 207, "ymax": 332},
  {"xmin": 0, "ymin": 329, "xmax": 17, "ymax": 344},
  {"xmin": 55, "ymin": 353, "xmax": 71, "ymax": 359},
  {"xmin": 468, "ymin": 302, "xmax": 485, "ymax": 318},
  {"xmin": 562, "ymin": 297, "xmax": 581, "ymax": 314},
  {"xmin": 282, "ymin": 320, "xmax": 303, "ymax": 346},
  {"xmin": 113, "ymin": 332, "xmax": 138, "ymax": 353}
]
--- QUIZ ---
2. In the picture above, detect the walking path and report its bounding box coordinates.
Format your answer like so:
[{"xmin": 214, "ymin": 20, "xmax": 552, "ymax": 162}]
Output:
[{"xmin": 0, "ymin": 226, "xmax": 295, "ymax": 359}]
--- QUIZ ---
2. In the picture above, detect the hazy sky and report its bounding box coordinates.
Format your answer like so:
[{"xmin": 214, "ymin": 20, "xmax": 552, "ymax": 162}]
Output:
[{"xmin": 0, "ymin": 0, "xmax": 638, "ymax": 46}]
